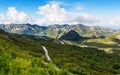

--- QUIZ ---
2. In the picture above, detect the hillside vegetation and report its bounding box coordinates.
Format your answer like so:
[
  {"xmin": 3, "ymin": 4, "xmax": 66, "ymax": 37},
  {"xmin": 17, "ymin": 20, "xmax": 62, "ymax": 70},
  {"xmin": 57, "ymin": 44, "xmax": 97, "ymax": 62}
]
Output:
[
  {"xmin": 81, "ymin": 31, "xmax": 120, "ymax": 53},
  {"xmin": 0, "ymin": 29, "xmax": 120, "ymax": 75},
  {"xmin": 0, "ymin": 29, "xmax": 71, "ymax": 75}
]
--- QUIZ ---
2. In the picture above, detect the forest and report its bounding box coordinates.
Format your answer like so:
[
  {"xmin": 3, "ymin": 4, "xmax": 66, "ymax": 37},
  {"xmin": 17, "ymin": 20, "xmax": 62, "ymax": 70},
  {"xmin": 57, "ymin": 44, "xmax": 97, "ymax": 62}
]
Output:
[{"xmin": 0, "ymin": 29, "xmax": 120, "ymax": 75}]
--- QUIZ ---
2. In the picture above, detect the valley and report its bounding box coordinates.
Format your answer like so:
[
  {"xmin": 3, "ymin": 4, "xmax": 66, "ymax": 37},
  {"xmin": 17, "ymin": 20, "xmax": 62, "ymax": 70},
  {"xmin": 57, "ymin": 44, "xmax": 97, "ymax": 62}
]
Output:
[
  {"xmin": 0, "ymin": 27, "xmax": 120, "ymax": 75},
  {"xmin": 63, "ymin": 31, "xmax": 120, "ymax": 54}
]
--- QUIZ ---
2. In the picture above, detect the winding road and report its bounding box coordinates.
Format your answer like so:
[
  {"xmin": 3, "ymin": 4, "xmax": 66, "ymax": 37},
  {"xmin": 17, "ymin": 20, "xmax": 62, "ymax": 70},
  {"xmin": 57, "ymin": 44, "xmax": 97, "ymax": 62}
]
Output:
[
  {"xmin": 41, "ymin": 46, "xmax": 52, "ymax": 61},
  {"xmin": 41, "ymin": 46, "xmax": 60, "ymax": 71}
]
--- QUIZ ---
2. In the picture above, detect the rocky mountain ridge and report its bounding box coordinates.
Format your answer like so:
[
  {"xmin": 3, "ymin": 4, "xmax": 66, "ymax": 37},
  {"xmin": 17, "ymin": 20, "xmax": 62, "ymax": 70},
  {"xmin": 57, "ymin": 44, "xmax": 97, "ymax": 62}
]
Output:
[{"xmin": 0, "ymin": 24, "xmax": 114, "ymax": 38}]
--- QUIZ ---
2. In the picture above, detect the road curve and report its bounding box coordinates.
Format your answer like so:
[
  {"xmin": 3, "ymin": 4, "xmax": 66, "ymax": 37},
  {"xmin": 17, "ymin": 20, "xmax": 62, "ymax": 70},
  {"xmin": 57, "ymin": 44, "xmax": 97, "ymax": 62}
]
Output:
[
  {"xmin": 41, "ymin": 46, "xmax": 60, "ymax": 71},
  {"xmin": 41, "ymin": 46, "xmax": 52, "ymax": 61}
]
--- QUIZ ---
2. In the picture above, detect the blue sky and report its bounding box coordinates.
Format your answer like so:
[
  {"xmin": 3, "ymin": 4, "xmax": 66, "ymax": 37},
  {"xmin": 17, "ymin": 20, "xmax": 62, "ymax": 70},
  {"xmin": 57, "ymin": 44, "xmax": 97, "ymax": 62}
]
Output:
[
  {"xmin": 0, "ymin": 0, "xmax": 120, "ymax": 17},
  {"xmin": 0, "ymin": 0, "xmax": 120, "ymax": 29}
]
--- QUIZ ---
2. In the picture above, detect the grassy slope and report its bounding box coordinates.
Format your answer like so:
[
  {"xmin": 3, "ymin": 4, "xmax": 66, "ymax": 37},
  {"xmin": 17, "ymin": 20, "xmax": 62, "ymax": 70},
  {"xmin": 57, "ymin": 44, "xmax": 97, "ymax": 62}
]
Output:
[
  {"xmin": 0, "ymin": 30, "xmax": 120, "ymax": 75},
  {"xmin": 42, "ymin": 42, "xmax": 120, "ymax": 75},
  {"xmin": 0, "ymin": 30, "xmax": 71, "ymax": 75},
  {"xmin": 82, "ymin": 32, "xmax": 120, "ymax": 53}
]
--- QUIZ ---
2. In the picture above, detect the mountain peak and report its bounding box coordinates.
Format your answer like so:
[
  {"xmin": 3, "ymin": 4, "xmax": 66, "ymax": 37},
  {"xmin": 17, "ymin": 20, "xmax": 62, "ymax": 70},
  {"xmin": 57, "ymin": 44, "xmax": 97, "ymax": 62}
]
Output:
[{"xmin": 60, "ymin": 30, "xmax": 82, "ymax": 41}]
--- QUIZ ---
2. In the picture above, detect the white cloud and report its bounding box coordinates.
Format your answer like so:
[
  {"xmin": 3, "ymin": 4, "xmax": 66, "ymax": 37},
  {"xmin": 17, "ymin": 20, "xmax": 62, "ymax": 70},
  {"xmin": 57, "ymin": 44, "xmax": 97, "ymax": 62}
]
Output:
[
  {"xmin": 35, "ymin": 1, "xmax": 120, "ymax": 28},
  {"xmin": 75, "ymin": 6, "xmax": 83, "ymax": 11},
  {"xmin": 0, "ymin": 3, "xmax": 120, "ymax": 29},
  {"xmin": 0, "ymin": 14, "xmax": 4, "ymax": 22},
  {"xmin": 35, "ymin": 3, "xmax": 120, "ymax": 29},
  {"xmin": 0, "ymin": 7, "xmax": 34, "ymax": 24},
  {"xmin": 70, "ymin": 13, "xmax": 101, "ymax": 24},
  {"xmin": 36, "ymin": 4, "xmax": 69, "ymax": 25},
  {"xmin": 36, "ymin": 3, "xmax": 101, "ymax": 25}
]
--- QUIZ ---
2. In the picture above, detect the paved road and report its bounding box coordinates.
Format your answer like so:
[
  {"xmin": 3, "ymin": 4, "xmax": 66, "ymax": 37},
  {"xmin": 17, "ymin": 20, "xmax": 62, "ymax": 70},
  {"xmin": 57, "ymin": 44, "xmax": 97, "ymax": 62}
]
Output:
[
  {"xmin": 41, "ymin": 46, "xmax": 52, "ymax": 61},
  {"xmin": 41, "ymin": 46, "xmax": 60, "ymax": 71}
]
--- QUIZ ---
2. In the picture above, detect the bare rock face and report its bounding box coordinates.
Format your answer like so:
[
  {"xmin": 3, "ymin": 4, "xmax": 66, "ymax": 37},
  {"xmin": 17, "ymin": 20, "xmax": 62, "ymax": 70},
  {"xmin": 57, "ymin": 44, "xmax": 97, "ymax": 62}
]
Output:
[{"xmin": 0, "ymin": 24, "xmax": 114, "ymax": 38}]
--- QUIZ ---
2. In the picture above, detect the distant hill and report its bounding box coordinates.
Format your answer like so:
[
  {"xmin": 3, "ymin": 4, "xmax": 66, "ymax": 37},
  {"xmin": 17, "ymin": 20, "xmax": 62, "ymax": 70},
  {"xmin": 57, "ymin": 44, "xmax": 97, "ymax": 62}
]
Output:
[
  {"xmin": 0, "ymin": 29, "xmax": 5, "ymax": 34},
  {"xmin": 60, "ymin": 30, "xmax": 83, "ymax": 41},
  {"xmin": 107, "ymin": 31, "xmax": 120, "ymax": 44},
  {"xmin": 72, "ymin": 31, "xmax": 120, "ymax": 53},
  {"xmin": 107, "ymin": 31, "xmax": 120, "ymax": 40},
  {"xmin": 0, "ymin": 24, "xmax": 114, "ymax": 38}
]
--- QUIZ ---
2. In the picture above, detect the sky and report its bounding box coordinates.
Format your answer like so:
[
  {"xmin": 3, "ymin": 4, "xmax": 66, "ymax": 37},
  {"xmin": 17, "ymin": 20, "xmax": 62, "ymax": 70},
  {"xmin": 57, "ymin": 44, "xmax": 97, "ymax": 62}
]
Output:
[{"xmin": 0, "ymin": 0, "xmax": 120, "ymax": 29}]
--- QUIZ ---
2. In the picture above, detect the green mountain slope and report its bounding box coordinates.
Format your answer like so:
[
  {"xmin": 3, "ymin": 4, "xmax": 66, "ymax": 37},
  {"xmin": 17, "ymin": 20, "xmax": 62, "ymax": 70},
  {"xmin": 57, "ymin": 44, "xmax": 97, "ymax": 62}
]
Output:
[
  {"xmin": 80, "ymin": 31, "xmax": 120, "ymax": 53},
  {"xmin": 0, "ymin": 29, "xmax": 71, "ymax": 75},
  {"xmin": 0, "ymin": 29, "xmax": 120, "ymax": 75}
]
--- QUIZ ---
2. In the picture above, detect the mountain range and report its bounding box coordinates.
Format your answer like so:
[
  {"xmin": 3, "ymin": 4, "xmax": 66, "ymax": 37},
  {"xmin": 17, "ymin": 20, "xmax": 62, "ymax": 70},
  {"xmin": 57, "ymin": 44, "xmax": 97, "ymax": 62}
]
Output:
[{"xmin": 0, "ymin": 24, "xmax": 114, "ymax": 38}]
